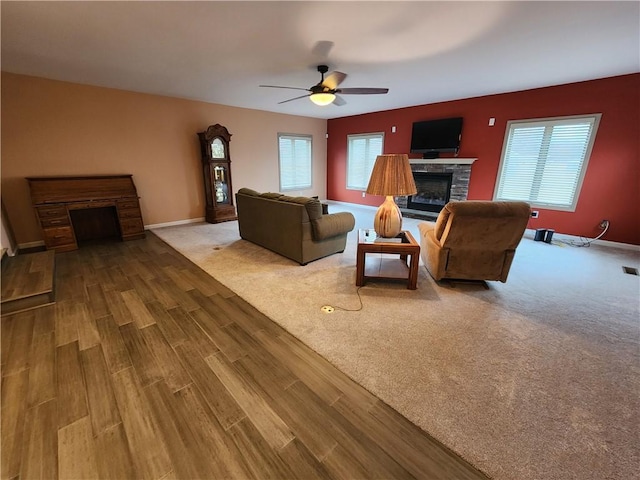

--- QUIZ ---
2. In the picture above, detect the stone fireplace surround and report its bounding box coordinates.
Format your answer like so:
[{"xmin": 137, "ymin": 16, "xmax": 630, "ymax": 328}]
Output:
[{"xmin": 397, "ymin": 158, "xmax": 477, "ymax": 220}]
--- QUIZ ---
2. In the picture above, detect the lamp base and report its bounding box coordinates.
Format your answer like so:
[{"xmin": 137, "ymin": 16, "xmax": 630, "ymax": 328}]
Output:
[{"xmin": 373, "ymin": 196, "xmax": 403, "ymax": 238}]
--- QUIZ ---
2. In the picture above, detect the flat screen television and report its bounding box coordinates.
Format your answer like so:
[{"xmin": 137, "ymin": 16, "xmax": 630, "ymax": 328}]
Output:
[{"xmin": 410, "ymin": 117, "xmax": 463, "ymax": 158}]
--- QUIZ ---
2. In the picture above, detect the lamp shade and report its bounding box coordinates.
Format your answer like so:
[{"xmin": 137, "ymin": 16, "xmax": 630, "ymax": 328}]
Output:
[
  {"xmin": 309, "ymin": 92, "xmax": 336, "ymax": 106},
  {"xmin": 366, "ymin": 154, "xmax": 417, "ymax": 196}
]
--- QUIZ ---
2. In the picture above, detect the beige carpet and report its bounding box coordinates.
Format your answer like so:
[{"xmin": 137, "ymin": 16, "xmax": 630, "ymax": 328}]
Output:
[{"xmin": 152, "ymin": 202, "xmax": 640, "ymax": 480}]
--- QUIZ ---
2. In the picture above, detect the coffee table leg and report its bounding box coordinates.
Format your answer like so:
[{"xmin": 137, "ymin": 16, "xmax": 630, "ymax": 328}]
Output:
[
  {"xmin": 408, "ymin": 253, "xmax": 419, "ymax": 290},
  {"xmin": 356, "ymin": 248, "xmax": 365, "ymax": 286}
]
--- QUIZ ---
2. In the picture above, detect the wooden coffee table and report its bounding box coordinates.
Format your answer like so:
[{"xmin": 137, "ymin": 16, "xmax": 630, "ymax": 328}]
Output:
[{"xmin": 356, "ymin": 229, "xmax": 420, "ymax": 290}]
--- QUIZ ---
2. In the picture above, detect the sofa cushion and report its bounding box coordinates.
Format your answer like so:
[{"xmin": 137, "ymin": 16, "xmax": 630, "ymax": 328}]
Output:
[
  {"xmin": 238, "ymin": 187, "xmax": 259, "ymax": 196},
  {"xmin": 277, "ymin": 195, "xmax": 302, "ymax": 204},
  {"xmin": 278, "ymin": 195, "xmax": 323, "ymax": 220},
  {"xmin": 259, "ymin": 192, "xmax": 283, "ymax": 199}
]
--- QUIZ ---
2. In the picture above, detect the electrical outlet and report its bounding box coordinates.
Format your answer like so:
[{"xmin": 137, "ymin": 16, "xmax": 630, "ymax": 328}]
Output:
[
  {"xmin": 599, "ymin": 219, "xmax": 609, "ymax": 229},
  {"xmin": 362, "ymin": 192, "xmax": 366, "ymax": 198},
  {"xmin": 530, "ymin": 210, "xmax": 539, "ymax": 218},
  {"xmin": 320, "ymin": 305, "xmax": 334, "ymax": 313}
]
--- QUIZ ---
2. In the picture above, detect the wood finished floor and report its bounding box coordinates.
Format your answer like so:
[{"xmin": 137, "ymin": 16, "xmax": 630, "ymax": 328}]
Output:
[
  {"xmin": 1, "ymin": 250, "xmax": 55, "ymax": 315},
  {"xmin": 1, "ymin": 233, "xmax": 489, "ymax": 480}
]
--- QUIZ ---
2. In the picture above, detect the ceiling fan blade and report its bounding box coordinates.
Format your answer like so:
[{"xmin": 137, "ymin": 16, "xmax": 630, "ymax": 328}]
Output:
[
  {"xmin": 277, "ymin": 94, "xmax": 311, "ymax": 104},
  {"xmin": 260, "ymin": 85, "xmax": 310, "ymax": 92},
  {"xmin": 322, "ymin": 71, "xmax": 347, "ymax": 90},
  {"xmin": 333, "ymin": 95, "xmax": 347, "ymax": 106},
  {"xmin": 336, "ymin": 87, "xmax": 389, "ymax": 95},
  {"xmin": 311, "ymin": 40, "xmax": 334, "ymax": 58}
]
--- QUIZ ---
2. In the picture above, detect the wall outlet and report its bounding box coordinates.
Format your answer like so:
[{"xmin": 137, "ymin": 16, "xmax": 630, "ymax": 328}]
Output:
[
  {"xmin": 362, "ymin": 192, "xmax": 366, "ymax": 198},
  {"xmin": 599, "ymin": 219, "xmax": 609, "ymax": 228},
  {"xmin": 530, "ymin": 210, "xmax": 539, "ymax": 218}
]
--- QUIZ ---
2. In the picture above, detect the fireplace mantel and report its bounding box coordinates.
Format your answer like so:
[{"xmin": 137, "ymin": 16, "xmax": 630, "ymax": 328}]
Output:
[{"xmin": 409, "ymin": 158, "xmax": 477, "ymax": 165}]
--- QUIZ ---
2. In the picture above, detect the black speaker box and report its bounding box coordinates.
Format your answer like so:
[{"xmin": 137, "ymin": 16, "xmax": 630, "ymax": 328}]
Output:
[
  {"xmin": 544, "ymin": 229, "xmax": 555, "ymax": 243},
  {"xmin": 534, "ymin": 229, "xmax": 547, "ymax": 241}
]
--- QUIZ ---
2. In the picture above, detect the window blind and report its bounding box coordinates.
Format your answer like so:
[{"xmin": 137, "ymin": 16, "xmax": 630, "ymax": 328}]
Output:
[
  {"xmin": 278, "ymin": 134, "xmax": 312, "ymax": 191},
  {"xmin": 494, "ymin": 115, "xmax": 599, "ymax": 210},
  {"xmin": 346, "ymin": 133, "xmax": 384, "ymax": 190}
]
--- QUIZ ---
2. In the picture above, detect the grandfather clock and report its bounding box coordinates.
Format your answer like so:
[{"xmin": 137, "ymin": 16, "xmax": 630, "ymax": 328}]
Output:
[{"xmin": 197, "ymin": 124, "xmax": 237, "ymax": 223}]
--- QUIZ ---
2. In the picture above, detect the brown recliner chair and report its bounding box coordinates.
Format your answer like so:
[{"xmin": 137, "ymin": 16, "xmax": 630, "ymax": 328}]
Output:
[{"xmin": 418, "ymin": 201, "xmax": 531, "ymax": 283}]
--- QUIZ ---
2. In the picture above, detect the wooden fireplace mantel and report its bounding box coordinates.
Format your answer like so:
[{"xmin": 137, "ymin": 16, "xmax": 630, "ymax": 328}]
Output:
[
  {"xmin": 27, "ymin": 175, "xmax": 145, "ymax": 252},
  {"xmin": 409, "ymin": 158, "xmax": 477, "ymax": 165}
]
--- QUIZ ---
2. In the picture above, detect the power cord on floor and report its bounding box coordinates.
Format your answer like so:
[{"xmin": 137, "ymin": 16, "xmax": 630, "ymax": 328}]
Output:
[
  {"xmin": 556, "ymin": 220, "xmax": 610, "ymax": 247},
  {"xmin": 320, "ymin": 286, "xmax": 364, "ymax": 313}
]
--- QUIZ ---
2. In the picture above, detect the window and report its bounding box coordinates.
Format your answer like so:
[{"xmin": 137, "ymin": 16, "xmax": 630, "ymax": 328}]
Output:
[
  {"xmin": 278, "ymin": 134, "xmax": 312, "ymax": 191},
  {"xmin": 346, "ymin": 133, "xmax": 384, "ymax": 190},
  {"xmin": 494, "ymin": 114, "xmax": 600, "ymax": 211}
]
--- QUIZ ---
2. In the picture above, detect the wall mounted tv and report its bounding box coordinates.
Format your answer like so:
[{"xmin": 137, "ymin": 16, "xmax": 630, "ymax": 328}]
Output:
[{"xmin": 410, "ymin": 117, "xmax": 463, "ymax": 158}]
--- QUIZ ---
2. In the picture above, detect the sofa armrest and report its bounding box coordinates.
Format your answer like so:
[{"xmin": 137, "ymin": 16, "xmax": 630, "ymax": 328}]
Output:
[{"xmin": 311, "ymin": 212, "xmax": 355, "ymax": 240}]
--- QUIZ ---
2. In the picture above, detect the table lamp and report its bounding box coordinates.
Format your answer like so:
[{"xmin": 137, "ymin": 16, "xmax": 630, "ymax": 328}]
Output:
[{"xmin": 365, "ymin": 154, "xmax": 417, "ymax": 238}]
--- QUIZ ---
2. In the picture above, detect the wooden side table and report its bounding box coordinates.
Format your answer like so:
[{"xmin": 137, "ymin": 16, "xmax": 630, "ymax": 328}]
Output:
[{"xmin": 356, "ymin": 229, "xmax": 420, "ymax": 290}]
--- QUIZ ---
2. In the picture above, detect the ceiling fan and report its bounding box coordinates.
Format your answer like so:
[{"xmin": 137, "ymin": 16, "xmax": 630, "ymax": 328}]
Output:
[{"xmin": 260, "ymin": 65, "xmax": 389, "ymax": 106}]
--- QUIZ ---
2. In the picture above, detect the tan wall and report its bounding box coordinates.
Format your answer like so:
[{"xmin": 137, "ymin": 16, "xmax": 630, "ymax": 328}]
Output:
[{"xmin": 1, "ymin": 73, "xmax": 327, "ymax": 246}]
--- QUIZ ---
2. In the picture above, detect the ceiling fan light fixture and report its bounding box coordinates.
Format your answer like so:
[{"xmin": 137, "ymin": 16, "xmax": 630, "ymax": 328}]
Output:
[{"xmin": 309, "ymin": 92, "xmax": 335, "ymax": 106}]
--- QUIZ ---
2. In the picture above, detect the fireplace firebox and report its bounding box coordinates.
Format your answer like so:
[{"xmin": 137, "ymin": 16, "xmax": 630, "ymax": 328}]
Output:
[{"xmin": 407, "ymin": 172, "xmax": 453, "ymax": 214}]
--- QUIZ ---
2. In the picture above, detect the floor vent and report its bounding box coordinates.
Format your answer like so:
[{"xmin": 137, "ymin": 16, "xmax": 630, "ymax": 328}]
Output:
[{"xmin": 622, "ymin": 266, "xmax": 639, "ymax": 276}]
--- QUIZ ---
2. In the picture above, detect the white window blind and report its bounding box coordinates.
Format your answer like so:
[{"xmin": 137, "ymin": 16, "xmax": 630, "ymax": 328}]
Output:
[
  {"xmin": 494, "ymin": 115, "xmax": 600, "ymax": 211},
  {"xmin": 278, "ymin": 134, "xmax": 312, "ymax": 191},
  {"xmin": 346, "ymin": 133, "xmax": 384, "ymax": 190}
]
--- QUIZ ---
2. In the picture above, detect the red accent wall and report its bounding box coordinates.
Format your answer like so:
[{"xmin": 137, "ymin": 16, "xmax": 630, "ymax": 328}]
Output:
[{"xmin": 327, "ymin": 74, "xmax": 640, "ymax": 245}]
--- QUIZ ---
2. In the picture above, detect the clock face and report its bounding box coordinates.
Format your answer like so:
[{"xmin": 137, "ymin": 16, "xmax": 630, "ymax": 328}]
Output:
[{"xmin": 211, "ymin": 138, "xmax": 225, "ymax": 158}]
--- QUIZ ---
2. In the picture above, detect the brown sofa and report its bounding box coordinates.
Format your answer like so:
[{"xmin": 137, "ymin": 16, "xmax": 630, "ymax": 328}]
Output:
[
  {"xmin": 235, "ymin": 188, "xmax": 355, "ymax": 265},
  {"xmin": 418, "ymin": 201, "xmax": 531, "ymax": 282}
]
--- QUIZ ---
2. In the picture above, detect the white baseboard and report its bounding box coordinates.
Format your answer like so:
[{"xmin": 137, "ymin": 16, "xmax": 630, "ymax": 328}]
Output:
[
  {"xmin": 328, "ymin": 200, "xmax": 640, "ymax": 252},
  {"xmin": 591, "ymin": 238, "xmax": 640, "ymax": 251},
  {"xmin": 146, "ymin": 217, "xmax": 206, "ymax": 230},
  {"xmin": 17, "ymin": 212, "xmax": 639, "ymax": 253},
  {"xmin": 15, "ymin": 218, "xmax": 206, "ymax": 250},
  {"xmin": 17, "ymin": 240, "xmax": 45, "ymax": 250},
  {"xmin": 524, "ymin": 228, "xmax": 640, "ymax": 251}
]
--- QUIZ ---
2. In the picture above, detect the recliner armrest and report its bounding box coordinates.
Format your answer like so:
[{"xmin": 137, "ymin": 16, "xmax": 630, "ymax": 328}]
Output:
[
  {"xmin": 311, "ymin": 212, "xmax": 355, "ymax": 240},
  {"xmin": 418, "ymin": 221, "xmax": 436, "ymax": 237}
]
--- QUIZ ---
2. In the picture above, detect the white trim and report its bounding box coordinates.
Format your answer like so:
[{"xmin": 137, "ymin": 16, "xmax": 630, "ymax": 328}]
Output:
[
  {"xmin": 20, "ymin": 212, "xmax": 637, "ymax": 252},
  {"xmin": 346, "ymin": 132, "xmax": 385, "ymax": 191},
  {"xmin": 16, "ymin": 218, "xmax": 206, "ymax": 250},
  {"xmin": 278, "ymin": 133, "xmax": 313, "ymax": 191},
  {"xmin": 410, "ymin": 158, "xmax": 477, "ymax": 165},
  {"xmin": 18, "ymin": 240, "xmax": 45, "ymax": 250},
  {"xmin": 327, "ymin": 201, "xmax": 639, "ymax": 251},
  {"xmin": 523, "ymin": 228, "xmax": 639, "ymax": 252},
  {"xmin": 146, "ymin": 217, "xmax": 206, "ymax": 230},
  {"xmin": 591, "ymin": 238, "xmax": 640, "ymax": 251},
  {"xmin": 493, "ymin": 114, "xmax": 601, "ymax": 211},
  {"xmin": 593, "ymin": 240, "xmax": 640, "ymax": 252}
]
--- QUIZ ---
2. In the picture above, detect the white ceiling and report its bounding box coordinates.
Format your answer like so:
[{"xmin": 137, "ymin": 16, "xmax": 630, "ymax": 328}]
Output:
[{"xmin": 2, "ymin": 1, "xmax": 638, "ymax": 120}]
